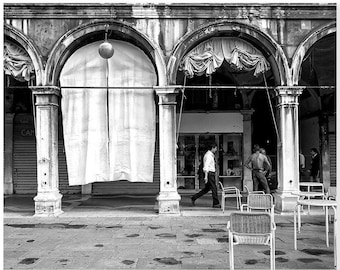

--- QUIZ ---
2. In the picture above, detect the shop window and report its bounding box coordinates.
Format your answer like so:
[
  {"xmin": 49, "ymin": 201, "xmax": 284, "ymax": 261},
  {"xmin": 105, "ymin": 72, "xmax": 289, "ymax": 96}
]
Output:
[{"xmin": 177, "ymin": 133, "xmax": 243, "ymax": 191}]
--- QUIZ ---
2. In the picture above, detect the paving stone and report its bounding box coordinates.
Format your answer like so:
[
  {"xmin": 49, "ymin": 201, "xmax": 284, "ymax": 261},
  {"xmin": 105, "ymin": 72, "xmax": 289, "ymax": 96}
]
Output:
[{"xmin": 4, "ymin": 196, "xmax": 336, "ymax": 270}]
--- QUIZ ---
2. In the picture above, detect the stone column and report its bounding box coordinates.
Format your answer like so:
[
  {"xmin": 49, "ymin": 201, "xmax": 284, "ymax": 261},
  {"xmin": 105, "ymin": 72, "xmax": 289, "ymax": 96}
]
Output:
[
  {"xmin": 274, "ymin": 87, "xmax": 303, "ymax": 213},
  {"xmin": 155, "ymin": 86, "xmax": 181, "ymax": 215},
  {"xmin": 31, "ymin": 86, "xmax": 63, "ymax": 217},
  {"xmin": 4, "ymin": 113, "xmax": 15, "ymax": 194},
  {"xmin": 240, "ymin": 109, "xmax": 254, "ymax": 191}
]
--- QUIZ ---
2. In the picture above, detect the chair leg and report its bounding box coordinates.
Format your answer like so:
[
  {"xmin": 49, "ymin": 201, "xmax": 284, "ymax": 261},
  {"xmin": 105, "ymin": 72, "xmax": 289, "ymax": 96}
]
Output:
[
  {"xmin": 294, "ymin": 206, "xmax": 297, "ymax": 250},
  {"xmin": 238, "ymin": 195, "xmax": 241, "ymax": 210},
  {"xmin": 271, "ymin": 235, "xmax": 275, "ymax": 270},
  {"xmin": 229, "ymin": 234, "xmax": 234, "ymax": 270},
  {"xmin": 325, "ymin": 206, "xmax": 329, "ymax": 247},
  {"xmin": 221, "ymin": 196, "xmax": 225, "ymax": 213}
]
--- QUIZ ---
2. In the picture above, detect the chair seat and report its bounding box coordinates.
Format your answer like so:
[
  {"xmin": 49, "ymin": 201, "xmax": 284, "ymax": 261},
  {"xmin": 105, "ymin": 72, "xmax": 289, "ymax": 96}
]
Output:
[{"xmin": 233, "ymin": 233, "xmax": 271, "ymax": 245}]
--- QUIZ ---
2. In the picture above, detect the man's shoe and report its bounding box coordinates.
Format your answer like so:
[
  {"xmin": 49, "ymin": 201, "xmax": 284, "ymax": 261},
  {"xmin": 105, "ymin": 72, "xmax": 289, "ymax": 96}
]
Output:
[
  {"xmin": 213, "ymin": 204, "xmax": 221, "ymax": 208},
  {"xmin": 191, "ymin": 198, "xmax": 195, "ymax": 206}
]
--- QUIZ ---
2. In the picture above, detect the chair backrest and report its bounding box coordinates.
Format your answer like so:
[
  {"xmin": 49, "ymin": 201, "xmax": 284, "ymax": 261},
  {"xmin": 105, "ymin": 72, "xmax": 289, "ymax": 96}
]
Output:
[
  {"xmin": 244, "ymin": 185, "xmax": 265, "ymax": 195},
  {"xmin": 229, "ymin": 212, "xmax": 272, "ymax": 234},
  {"xmin": 247, "ymin": 194, "xmax": 274, "ymax": 212}
]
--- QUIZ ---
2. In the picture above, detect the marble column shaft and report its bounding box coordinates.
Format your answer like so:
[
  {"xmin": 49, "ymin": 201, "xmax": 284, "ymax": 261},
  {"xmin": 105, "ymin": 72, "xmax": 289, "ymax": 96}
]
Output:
[
  {"xmin": 274, "ymin": 86, "xmax": 303, "ymax": 213},
  {"xmin": 31, "ymin": 86, "xmax": 63, "ymax": 217},
  {"xmin": 155, "ymin": 87, "xmax": 181, "ymax": 215}
]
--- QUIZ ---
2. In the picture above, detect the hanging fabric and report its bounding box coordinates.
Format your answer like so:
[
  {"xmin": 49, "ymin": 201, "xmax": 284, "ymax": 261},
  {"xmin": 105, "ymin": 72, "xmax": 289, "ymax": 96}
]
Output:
[
  {"xmin": 180, "ymin": 36, "xmax": 280, "ymax": 143},
  {"xmin": 60, "ymin": 40, "xmax": 157, "ymax": 185},
  {"xmin": 180, "ymin": 37, "xmax": 270, "ymax": 78},
  {"xmin": 4, "ymin": 41, "xmax": 34, "ymax": 82}
]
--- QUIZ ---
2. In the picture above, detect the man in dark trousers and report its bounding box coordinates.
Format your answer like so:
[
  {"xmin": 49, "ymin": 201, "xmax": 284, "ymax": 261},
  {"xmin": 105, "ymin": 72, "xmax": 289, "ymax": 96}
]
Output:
[
  {"xmin": 309, "ymin": 147, "xmax": 320, "ymax": 182},
  {"xmin": 191, "ymin": 143, "xmax": 220, "ymax": 208}
]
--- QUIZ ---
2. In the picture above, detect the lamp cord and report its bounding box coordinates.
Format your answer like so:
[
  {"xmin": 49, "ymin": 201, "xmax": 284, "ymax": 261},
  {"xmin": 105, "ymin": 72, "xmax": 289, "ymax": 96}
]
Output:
[{"xmin": 263, "ymin": 72, "xmax": 281, "ymax": 145}]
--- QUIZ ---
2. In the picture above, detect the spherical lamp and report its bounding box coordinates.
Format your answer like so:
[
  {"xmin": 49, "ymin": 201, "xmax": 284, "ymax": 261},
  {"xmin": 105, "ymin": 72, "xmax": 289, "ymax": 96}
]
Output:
[
  {"xmin": 98, "ymin": 25, "xmax": 114, "ymax": 59},
  {"xmin": 98, "ymin": 41, "xmax": 114, "ymax": 59}
]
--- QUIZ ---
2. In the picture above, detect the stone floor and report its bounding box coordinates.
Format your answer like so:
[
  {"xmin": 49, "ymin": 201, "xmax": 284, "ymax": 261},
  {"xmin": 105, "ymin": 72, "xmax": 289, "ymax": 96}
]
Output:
[{"xmin": 3, "ymin": 194, "xmax": 337, "ymax": 269}]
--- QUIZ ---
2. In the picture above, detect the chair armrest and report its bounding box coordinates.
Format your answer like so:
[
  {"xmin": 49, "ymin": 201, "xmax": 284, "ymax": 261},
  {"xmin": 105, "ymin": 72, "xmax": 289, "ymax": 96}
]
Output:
[
  {"xmin": 240, "ymin": 204, "xmax": 248, "ymax": 212},
  {"xmin": 271, "ymin": 221, "xmax": 276, "ymax": 231}
]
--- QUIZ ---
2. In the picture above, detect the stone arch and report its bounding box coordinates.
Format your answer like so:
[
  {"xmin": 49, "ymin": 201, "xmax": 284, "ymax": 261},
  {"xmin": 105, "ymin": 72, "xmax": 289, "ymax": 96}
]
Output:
[
  {"xmin": 168, "ymin": 20, "xmax": 291, "ymax": 86},
  {"xmin": 46, "ymin": 20, "xmax": 167, "ymax": 86},
  {"xmin": 4, "ymin": 24, "xmax": 44, "ymax": 85},
  {"xmin": 291, "ymin": 22, "xmax": 336, "ymax": 86}
]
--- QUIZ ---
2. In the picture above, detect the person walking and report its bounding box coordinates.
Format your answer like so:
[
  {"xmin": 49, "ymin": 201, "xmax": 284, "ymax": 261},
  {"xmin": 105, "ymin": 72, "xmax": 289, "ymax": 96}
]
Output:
[
  {"xmin": 191, "ymin": 143, "xmax": 220, "ymax": 208},
  {"xmin": 309, "ymin": 147, "xmax": 320, "ymax": 182},
  {"xmin": 245, "ymin": 144, "xmax": 272, "ymax": 194}
]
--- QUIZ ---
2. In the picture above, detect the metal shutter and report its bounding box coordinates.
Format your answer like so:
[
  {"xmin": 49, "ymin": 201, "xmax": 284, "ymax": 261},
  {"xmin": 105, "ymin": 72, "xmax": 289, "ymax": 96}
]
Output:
[
  {"xmin": 12, "ymin": 114, "xmax": 81, "ymax": 194},
  {"xmin": 13, "ymin": 139, "xmax": 37, "ymax": 194}
]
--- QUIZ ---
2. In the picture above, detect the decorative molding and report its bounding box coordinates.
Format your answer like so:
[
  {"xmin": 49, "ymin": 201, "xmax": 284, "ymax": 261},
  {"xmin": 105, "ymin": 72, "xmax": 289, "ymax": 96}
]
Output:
[
  {"xmin": 30, "ymin": 86, "xmax": 61, "ymax": 96},
  {"xmin": 4, "ymin": 4, "xmax": 336, "ymax": 20}
]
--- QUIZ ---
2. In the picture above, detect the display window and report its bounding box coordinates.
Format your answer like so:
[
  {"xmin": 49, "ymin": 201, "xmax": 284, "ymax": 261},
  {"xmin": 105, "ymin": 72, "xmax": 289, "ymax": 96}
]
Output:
[{"xmin": 177, "ymin": 133, "xmax": 243, "ymax": 191}]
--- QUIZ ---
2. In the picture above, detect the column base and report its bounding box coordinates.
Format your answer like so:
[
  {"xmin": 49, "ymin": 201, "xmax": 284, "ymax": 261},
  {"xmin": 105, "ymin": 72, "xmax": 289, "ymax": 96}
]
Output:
[
  {"xmin": 34, "ymin": 191, "xmax": 63, "ymax": 217},
  {"xmin": 157, "ymin": 191, "xmax": 181, "ymax": 215},
  {"xmin": 82, "ymin": 184, "xmax": 92, "ymax": 195},
  {"xmin": 274, "ymin": 190, "xmax": 298, "ymax": 214},
  {"xmin": 4, "ymin": 183, "xmax": 13, "ymax": 195}
]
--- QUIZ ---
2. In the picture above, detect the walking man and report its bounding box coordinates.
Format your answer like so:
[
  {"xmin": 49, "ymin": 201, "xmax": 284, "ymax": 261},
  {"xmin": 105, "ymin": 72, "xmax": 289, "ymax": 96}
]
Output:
[
  {"xmin": 245, "ymin": 144, "xmax": 272, "ymax": 194},
  {"xmin": 191, "ymin": 143, "xmax": 220, "ymax": 208}
]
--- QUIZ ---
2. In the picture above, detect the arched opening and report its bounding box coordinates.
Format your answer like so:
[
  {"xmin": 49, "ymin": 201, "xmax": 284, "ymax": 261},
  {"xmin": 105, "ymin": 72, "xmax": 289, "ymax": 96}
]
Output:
[
  {"xmin": 174, "ymin": 34, "xmax": 279, "ymax": 196},
  {"xmin": 4, "ymin": 38, "xmax": 36, "ymax": 194},
  {"xmin": 58, "ymin": 33, "xmax": 160, "ymax": 196},
  {"xmin": 298, "ymin": 33, "xmax": 336, "ymax": 186}
]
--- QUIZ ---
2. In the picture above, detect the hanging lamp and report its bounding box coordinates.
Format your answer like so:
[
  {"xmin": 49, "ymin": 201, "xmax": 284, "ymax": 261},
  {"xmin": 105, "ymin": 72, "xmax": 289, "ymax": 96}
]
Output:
[{"xmin": 98, "ymin": 24, "xmax": 114, "ymax": 59}]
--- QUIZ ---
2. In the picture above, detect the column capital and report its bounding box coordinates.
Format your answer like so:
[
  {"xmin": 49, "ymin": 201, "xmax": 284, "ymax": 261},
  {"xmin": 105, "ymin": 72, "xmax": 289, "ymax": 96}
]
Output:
[
  {"xmin": 275, "ymin": 86, "xmax": 303, "ymax": 107},
  {"xmin": 240, "ymin": 109, "xmax": 255, "ymax": 116},
  {"xmin": 154, "ymin": 86, "xmax": 181, "ymax": 105},
  {"xmin": 240, "ymin": 109, "xmax": 255, "ymax": 121},
  {"xmin": 154, "ymin": 86, "xmax": 181, "ymax": 95},
  {"xmin": 30, "ymin": 86, "xmax": 61, "ymax": 96},
  {"xmin": 275, "ymin": 86, "xmax": 304, "ymax": 96}
]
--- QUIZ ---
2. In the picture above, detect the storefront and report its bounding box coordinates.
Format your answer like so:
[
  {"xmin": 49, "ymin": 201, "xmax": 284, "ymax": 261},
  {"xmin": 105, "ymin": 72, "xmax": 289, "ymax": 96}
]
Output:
[{"xmin": 177, "ymin": 114, "xmax": 244, "ymax": 191}]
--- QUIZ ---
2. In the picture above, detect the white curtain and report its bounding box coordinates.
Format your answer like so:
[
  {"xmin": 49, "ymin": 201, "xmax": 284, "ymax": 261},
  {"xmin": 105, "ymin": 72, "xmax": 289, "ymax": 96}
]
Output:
[
  {"xmin": 4, "ymin": 41, "xmax": 34, "ymax": 82},
  {"xmin": 60, "ymin": 40, "xmax": 157, "ymax": 185},
  {"xmin": 180, "ymin": 37, "xmax": 270, "ymax": 78}
]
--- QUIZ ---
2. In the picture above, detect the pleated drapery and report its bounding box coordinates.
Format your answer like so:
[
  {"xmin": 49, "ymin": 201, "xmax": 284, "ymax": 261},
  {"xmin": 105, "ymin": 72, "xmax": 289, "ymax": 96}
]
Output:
[
  {"xmin": 180, "ymin": 37, "xmax": 270, "ymax": 78},
  {"xmin": 60, "ymin": 40, "xmax": 157, "ymax": 186},
  {"xmin": 4, "ymin": 41, "xmax": 34, "ymax": 82}
]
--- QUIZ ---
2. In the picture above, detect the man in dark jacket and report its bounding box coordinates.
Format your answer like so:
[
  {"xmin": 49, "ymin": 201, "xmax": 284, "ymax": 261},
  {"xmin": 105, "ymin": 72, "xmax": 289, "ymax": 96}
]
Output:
[{"xmin": 309, "ymin": 147, "xmax": 320, "ymax": 182}]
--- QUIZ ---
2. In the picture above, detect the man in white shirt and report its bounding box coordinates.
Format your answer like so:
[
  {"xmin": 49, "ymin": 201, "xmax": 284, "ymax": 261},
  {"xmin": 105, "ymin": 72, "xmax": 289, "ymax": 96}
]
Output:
[{"xmin": 191, "ymin": 143, "xmax": 221, "ymax": 208}]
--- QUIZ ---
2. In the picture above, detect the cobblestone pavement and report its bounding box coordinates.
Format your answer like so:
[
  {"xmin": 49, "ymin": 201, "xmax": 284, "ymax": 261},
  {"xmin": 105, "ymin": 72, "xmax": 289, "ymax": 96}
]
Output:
[{"xmin": 3, "ymin": 194, "xmax": 337, "ymax": 269}]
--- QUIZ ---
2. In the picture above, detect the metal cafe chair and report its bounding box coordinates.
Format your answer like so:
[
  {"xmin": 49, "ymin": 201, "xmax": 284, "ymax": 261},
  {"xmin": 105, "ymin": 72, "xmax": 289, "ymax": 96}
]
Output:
[
  {"xmin": 326, "ymin": 186, "xmax": 337, "ymax": 222},
  {"xmin": 244, "ymin": 185, "xmax": 265, "ymax": 195},
  {"xmin": 227, "ymin": 212, "xmax": 276, "ymax": 270},
  {"xmin": 241, "ymin": 193, "xmax": 275, "ymax": 222},
  {"xmin": 326, "ymin": 186, "xmax": 337, "ymax": 200},
  {"xmin": 218, "ymin": 182, "xmax": 242, "ymax": 212}
]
